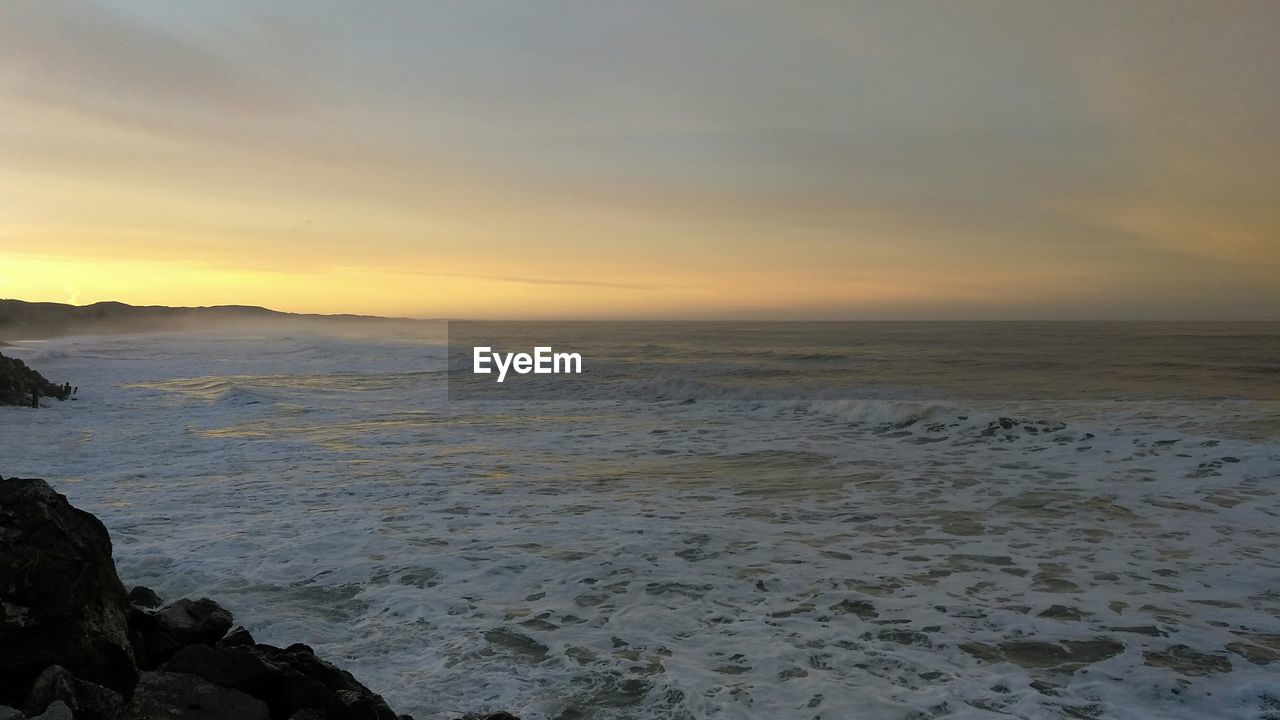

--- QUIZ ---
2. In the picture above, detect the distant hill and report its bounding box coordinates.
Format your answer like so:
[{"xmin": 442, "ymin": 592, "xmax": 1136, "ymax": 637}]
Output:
[{"xmin": 0, "ymin": 300, "xmax": 420, "ymax": 340}]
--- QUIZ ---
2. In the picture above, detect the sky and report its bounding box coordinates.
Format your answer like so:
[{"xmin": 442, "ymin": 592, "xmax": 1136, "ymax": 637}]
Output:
[{"xmin": 1, "ymin": 1, "xmax": 1277, "ymax": 319}]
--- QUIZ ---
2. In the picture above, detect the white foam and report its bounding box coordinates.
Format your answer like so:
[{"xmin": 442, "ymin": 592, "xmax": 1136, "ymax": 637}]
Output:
[{"xmin": 2, "ymin": 332, "xmax": 1278, "ymax": 719}]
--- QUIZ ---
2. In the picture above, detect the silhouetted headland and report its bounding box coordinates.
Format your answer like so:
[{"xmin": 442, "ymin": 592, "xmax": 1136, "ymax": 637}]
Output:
[{"xmin": 0, "ymin": 300, "xmax": 429, "ymax": 342}]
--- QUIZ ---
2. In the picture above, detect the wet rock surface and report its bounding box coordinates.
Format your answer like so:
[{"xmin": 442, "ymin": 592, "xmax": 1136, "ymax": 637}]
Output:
[
  {"xmin": 126, "ymin": 588, "xmax": 161, "ymax": 611},
  {"xmin": 30, "ymin": 701, "xmax": 73, "ymax": 720},
  {"xmin": 0, "ymin": 477, "xmax": 522, "ymax": 720},
  {"xmin": 125, "ymin": 672, "xmax": 268, "ymax": 720},
  {"xmin": 22, "ymin": 666, "xmax": 124, "ymax": 720},
  {"xmin": 154, "ymin": 599, "xmax": 234, "ymax": 648},
  {"xmin": 160, "ymin": 643, "xmax": 400, "ymax": 720},
  {"xmin": 0, "ymin": 478, "xmax": 136, "ymax": 703}
]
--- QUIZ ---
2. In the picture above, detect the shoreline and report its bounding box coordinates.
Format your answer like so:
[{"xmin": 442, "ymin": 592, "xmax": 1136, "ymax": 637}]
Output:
[{"xmin": 0, "ymin": 476, "xmax": 519, "ymax": 720}]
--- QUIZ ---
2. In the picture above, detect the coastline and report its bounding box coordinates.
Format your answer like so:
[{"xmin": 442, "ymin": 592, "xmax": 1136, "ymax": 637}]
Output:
[{"xmin": 4, "ymin": 327, "xmax": 1278, "ymax": 718}]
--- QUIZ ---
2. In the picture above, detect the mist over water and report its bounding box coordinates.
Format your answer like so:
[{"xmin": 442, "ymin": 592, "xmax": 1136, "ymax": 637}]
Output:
[{"xmin": 2, "ymin": 323, "xmax": 1279, "ymax": 719}]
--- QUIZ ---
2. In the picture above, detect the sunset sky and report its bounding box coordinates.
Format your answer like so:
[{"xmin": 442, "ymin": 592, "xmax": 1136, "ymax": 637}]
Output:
[{"xmin": 2, "ymin": 1, "xmax": 1277, "ymax": 319}]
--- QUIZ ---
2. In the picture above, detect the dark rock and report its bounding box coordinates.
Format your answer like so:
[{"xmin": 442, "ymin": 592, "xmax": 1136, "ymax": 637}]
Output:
[
  {"xmin": 2, "ymin": 480, "xmax": 414, "ymax": 720},
  {"xmin": 129, "ymin": 622, "xmax": 181, "ymax": 671},
  {"xmin": 155, "ymin": 599, "xmax": 233, "ymax": 647},
  {"xmin": 127, "ymin": 588, "xmax": 162, "ymax": 610},
  {"xmin": 20, "ymin": 667, "xmax": 74, "ymax": 718},
  {"xmin": 0, "ymin": 478, "xmax": 137, "ymax": 704},
  {"xmin": 126, "ymin": 597, "xmax": 233, "ymax": 669},
  {"xmin": 127, "ymin": 606, "xmax": 168, "ymax": 670},
  {"xmin": 221, "ymin": 627, "xmax": 255, "ymax": 648},
  {"xmin": 0, "ymin": 353, "xmax": 71, "ymax": 406},
  {"xmin": 159, "ymin": 645, "xmax": 275, "ymax": 693},
  {"xmin": 0, "ymin": 706, "xmax": 23, "ymax": 720},
  {"xmin": 125, "ymin": 671, "xmax": 268, "ymax": 720},
  {"xmin": 29, "ymin": 701, "xmax": 71, "ymax": 720},
  {"xmin": 22, "ymin": 665, "xmax": 124, "ymax": 720},
  {"xmin": 160, "ymin": 643, "xmax": 398, "ymax": 720}
]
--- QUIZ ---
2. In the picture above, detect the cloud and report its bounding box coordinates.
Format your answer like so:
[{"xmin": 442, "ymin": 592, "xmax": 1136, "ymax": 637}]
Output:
[
  {"xmin": 1, "ymin": 1, "xmax": 1277, "ymax": 318},
  {"xmin": 0, "ymin": 0, "xmax": 320, "ymax": 149}
]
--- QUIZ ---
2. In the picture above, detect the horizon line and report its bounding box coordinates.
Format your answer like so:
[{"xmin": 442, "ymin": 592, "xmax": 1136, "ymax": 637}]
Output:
[{"xmin": 3, "ymin": 298, "xmax": 1277, "ymax": 324}]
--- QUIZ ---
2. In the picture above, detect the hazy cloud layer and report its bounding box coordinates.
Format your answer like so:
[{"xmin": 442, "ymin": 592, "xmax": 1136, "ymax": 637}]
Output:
[{"xmin": 2, "ymin": 1, "xmax": 1277, "ymax": 318}]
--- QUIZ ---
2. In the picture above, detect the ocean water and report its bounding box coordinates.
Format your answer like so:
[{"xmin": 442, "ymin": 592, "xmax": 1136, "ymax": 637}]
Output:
[{"xmin": 2, "ymin": 322, "xmax": 1279, "ymax": 720}]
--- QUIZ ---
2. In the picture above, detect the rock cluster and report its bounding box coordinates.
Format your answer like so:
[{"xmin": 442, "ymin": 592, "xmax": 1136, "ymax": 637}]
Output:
[
  {"xmin": 0, "ymin": 353, "xmax": 71, "ymax": 406},
  {"xmin": 0, "ymin": 477, "xmax": 520, "ymax": 720},
  {"xmin": 0, "ymin": 478, "xmax": 136, "ymax": 701}
]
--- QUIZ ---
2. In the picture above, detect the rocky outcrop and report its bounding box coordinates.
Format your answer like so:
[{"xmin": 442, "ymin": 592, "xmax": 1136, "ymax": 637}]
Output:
[
  {"xmin": 130, "ymin": 598, "xmax": 235, "ymax": 668},
  {"xmin": 0, "ymin": 477, "xmax": 522, "ymax": 720},
  {"xmin": 125, "ymin": 672, "xmax": 269, "ymax": 720},
  {"xmin": 122, "ymin": 591, "xmax": 402, "ymax": 720},
  {"xmin": 160, "ymin": 643, "xmax": 399, "ymax": 720},
  {"xmin": 0, "ymin": 353, "xmax": 71, "ymax": 407},
  {"xmin": 0, "ymin": 478, "xmax": 136, "ymax": 704},
  {"xmin": 21, "ymin": 666, "xmax": 124, "ymax": 720}
]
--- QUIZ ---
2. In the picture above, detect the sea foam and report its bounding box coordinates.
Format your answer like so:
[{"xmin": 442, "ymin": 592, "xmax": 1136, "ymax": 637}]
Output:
[{"xmin": 2, "ymin": 329, "xmax": 1278, "ymax": 719}]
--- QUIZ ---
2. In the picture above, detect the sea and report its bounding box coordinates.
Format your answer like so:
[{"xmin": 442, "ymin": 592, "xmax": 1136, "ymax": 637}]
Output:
[{"xmin": 2, "ymin": 322, "xmax": 1278, "ymax": 720}]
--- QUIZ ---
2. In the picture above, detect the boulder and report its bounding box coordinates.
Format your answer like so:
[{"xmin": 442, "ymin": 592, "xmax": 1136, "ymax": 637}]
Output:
[
  {"xmin": 128, "ymin": 605, "xmax": 182, "ymax": 670},
  {"xmin": 125, "ymin": 672, "xmax": 268, "ymax": 720},
  {"xmin": 221, "ymin": 627, "xmax": 255, "ymax": 648},
  {"xmin": 0, "ymin": 705, "xmax": 24, "ymax": 720},
  {"xmin": 160, "ymin": 643, "xmax": 398, "ymax": 720},
  {"xmin": 29, "ymin": 702, "xmax": 71, "ymax": 720},
  {"xmin": 0, "ymin": 478, "xmax": 136, "ymax": 704},
  {"xmin": 22, "ymin": 666, "xmax": 124, "ymax": 720},
  {"xmin": 129, "ymin": 598, "xmax": 234, "ymax": 669},
  {"xmin": 155, "ymin": 599, "xmax": 233, "ymax": 646},
  {"xmin": 158, "ymin": 645, "xmax": 275, "ymax": 694},
  {"xmin": 127, "ymin": 588, "xmax": 162, "ymax": 610}
]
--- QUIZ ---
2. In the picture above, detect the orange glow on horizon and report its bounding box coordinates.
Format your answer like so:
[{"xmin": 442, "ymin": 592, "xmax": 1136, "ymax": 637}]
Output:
[{"xmin": 1, "ymin": 3, "xmax": 1276, "ymax": 320}]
